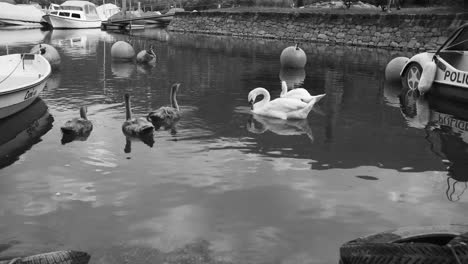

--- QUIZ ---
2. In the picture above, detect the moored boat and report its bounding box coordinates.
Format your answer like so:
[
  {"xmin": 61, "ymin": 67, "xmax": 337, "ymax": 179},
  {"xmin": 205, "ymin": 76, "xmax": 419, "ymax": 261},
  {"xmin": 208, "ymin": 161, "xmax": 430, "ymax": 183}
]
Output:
[
  {"xmin": 0, "ymin": 2, "xmax": 45, "ymax": 27},
  {"xmin": 42, "ymin": 0, "xmax": 101, "ymax": 29},
  {"xmin": 0, "ymin": 53, "xmax": 51, "ymax": 119},
  {"xmin": 401, "ymin": 23, "xmax": 468, "ymax": 102}
]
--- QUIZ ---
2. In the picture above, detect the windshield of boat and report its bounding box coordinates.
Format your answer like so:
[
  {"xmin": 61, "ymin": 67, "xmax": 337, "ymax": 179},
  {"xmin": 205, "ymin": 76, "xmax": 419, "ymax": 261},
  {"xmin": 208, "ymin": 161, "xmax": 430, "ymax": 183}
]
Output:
[
  {"xmin": 61, "ymin": 6, "xmax": 83, "ymax": 11},
  {"xmin": 443, "ymin": 26, "xmax": 468, "ymax": 51}
]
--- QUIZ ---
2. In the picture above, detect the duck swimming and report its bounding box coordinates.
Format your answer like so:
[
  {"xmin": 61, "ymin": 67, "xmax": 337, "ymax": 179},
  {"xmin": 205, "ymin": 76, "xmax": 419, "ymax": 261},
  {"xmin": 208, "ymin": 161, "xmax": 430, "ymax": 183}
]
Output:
[
  {"xmin": 280, "ymin": 81, "xmax": 317, "ymax": 103},
  {"xmin": 61, "ymin": 106, "xmax": 93, "ymax": 136},
  {"xmin": 136, "ymin": 44, "xmax": 156, "ymax": 64},
  {"xmin": 147, "ymin": 83, "xmax": 181, "ymax": 130},
  {"xmin": 248, "ymin": 87, "xmax": 325, "ymax": 120},
  {"xmin": 122, "ymin": 93, "xmax": 154, "ymax": 136}
]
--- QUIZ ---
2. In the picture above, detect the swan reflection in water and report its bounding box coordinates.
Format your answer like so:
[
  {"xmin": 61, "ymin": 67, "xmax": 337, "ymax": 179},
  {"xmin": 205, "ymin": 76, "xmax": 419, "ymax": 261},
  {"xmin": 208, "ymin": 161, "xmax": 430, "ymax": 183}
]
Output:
[
  {"xmin": 247, "ymin": 114, "xmax": 314, "ymax": 142},
  {"xmin": 0, "ymin": 98, "xmax": 53, "ymax": 169}
]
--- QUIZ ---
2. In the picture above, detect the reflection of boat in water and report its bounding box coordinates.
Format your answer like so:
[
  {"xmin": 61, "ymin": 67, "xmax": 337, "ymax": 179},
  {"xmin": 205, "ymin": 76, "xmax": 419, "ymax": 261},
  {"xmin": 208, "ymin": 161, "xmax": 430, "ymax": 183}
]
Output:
[
  {"xmin": 0, "ymin": 28, "xmax": 47, "ymax": 46},
  {"xmin": 426, "ymin": 96, "xmax": 468, "ymax": 201},
  {"xmin": 247, "ymin": 114, "xmax": 314, "ymax": 142},
  {"xmin": 0, "ymin": 98, "xmax": 53, "ymax": 169},
  {"xmin": 45, "ymin": 29, "xmax": 113, "ymax": 56},
  {"xmin": 398, "ymin": 88, "xmax": 430, "ymax": 129},
  {"xmin": 397, "ymin": 87, "xmax": 468, "ymax": 201}
]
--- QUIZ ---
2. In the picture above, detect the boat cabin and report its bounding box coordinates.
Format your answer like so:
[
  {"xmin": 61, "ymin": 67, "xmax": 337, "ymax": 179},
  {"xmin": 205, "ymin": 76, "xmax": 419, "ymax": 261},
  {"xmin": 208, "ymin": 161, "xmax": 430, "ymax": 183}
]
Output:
[{"xmin": 49, "ymin": 1, "xmax": 99, "ymax": 20}]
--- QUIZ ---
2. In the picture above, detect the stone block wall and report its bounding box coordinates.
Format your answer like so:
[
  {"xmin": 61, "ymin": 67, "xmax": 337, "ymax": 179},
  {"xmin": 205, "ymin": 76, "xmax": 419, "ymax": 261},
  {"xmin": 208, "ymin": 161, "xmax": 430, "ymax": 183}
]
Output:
[{"xmin": 167, "ymin": 11, "xmax": 468, "ymax": 51}]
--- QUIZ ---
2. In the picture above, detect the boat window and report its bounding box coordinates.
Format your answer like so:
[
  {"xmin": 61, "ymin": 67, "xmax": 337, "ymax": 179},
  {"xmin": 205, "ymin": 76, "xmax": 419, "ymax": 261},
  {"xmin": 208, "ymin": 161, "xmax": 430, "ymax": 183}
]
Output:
[
  {"xmin": 88, "ymin": 5, "xmax": 98, "ymax": 15},
  {"xmin": 71, "ymin": 13, "xmax": 81, "ymax": 18},
  {"xmin": 61, "ymin": 6, "xmax": 83, "ymax": 11},
  {"xmin": 59, "ymin": 12, "xmax": 70, "ymax": 17},
  {"xmin": 445, "ymin": 27, "xmax": 468, "ymax": 51},
  {"xmin": 84, "ymin": 5, "xmax": 89, "ymax": 14},
  {"xmin": 51, "ymin": 11, "xmax": 58, "ymax": 15}
]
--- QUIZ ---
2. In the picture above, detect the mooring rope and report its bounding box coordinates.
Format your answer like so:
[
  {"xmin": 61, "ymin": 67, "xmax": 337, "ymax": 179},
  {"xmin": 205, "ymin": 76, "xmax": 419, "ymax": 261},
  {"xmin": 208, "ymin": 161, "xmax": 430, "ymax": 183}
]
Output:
[{"xmin": 0, "ymin": 54, "xmax": 24, "ymax": 86}]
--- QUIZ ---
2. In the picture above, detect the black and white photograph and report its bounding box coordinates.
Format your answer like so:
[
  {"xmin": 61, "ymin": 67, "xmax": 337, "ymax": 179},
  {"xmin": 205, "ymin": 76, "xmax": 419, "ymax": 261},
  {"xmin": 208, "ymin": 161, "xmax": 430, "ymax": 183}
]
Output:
[{"xmin": 0, "ymin": 0, "xmax": 467, "ymax": 263}]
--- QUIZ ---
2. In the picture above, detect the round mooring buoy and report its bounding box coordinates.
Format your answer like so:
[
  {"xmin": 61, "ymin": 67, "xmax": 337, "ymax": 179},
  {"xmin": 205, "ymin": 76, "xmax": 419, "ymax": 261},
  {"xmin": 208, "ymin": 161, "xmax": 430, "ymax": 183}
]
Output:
[
  {"xmin": 280, "ymin": 44, "xmax": 307, "ymax": 68},
  {"xmin": 385, "ymin": 56, "xmax": 409, "ymax": 83},
  {"xmin": 30, "ymin": 44, "xmax": 61, "ymax": 69},
  {"xmin": 111, "ymin": 41, "xmax": 135, "ymax": 61}
]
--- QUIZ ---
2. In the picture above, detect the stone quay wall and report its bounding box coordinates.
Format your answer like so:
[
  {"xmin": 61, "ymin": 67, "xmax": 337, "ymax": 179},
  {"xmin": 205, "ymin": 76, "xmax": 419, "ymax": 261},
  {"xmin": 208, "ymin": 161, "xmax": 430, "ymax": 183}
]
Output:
[{"xmin": 167, "ymin": 11, "xmax": 468, "ymax": 51}]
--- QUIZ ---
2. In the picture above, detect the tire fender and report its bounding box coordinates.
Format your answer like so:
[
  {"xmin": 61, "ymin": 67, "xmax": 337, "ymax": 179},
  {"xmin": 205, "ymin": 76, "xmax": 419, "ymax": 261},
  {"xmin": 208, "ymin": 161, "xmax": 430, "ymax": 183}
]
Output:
[{"xmin": 340, "ymin": 225, "xmax": 468, "ymax": 264}]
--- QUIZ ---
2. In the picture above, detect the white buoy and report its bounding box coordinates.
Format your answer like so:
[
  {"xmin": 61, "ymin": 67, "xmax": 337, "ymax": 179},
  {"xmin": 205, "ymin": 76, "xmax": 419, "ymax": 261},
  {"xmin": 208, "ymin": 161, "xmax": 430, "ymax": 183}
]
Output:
[
  {"xmin": 111, "ymin": 41, "xmax": 135, "ymax": 61},
  {"xmin": 385, "ymin": 56, "xmax": 409, "ymax": 83},
  {"xmin": 418, "ymin": 61, "xmax": 437, "ymax": 95},
  {"xmin": 30, "ymin": 44, "xmax": 61, "ymax": 69},
  {"xmin": 280, "ymin": 44, "xmax": 307, "ymax": 68}
]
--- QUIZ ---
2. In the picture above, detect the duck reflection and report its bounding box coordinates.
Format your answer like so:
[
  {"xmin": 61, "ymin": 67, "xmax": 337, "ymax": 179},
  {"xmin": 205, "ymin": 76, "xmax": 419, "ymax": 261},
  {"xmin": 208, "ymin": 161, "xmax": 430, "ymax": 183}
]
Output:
[
  {"xmin": 124, "ymin": 135, "xmax": 155, "ymax": 153},
  {"xmin": 0, "ymin": 98, "xmax": 53, "ymax": 169},
  {"xmin": 247, "ymin": 114, "xmax": 314, "ymax": 142}
]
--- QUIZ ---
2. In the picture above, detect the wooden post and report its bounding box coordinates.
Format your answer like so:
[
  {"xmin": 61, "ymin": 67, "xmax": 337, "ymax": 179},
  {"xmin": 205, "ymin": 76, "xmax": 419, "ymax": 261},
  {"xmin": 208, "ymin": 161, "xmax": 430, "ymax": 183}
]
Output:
[{"xmin": 122, "ymin": 0, "xmax": 127, "ymax": 14}]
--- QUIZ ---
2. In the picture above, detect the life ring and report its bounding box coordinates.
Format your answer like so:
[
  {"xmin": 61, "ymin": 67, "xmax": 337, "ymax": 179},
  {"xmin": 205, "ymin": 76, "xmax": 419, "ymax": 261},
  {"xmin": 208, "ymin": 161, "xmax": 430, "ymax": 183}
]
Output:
[{"xmin": 340, "ymin": 225, "xmax": 468, "ymax": 264}]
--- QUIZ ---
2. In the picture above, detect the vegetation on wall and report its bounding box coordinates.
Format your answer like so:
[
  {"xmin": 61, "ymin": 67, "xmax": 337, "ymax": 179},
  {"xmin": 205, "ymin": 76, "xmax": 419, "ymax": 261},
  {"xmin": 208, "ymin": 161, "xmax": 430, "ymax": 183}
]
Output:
[{"xmin": 16, "ymin": 0, "xmax": 464, "ymax": 10}]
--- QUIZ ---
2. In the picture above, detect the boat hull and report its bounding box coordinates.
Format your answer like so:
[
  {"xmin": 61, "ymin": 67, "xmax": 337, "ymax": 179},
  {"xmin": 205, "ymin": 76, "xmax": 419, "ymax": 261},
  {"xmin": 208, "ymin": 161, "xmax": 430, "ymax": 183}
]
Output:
[
  {"xmin": 429, "ymin": 82, "xmax": 468, "ymax": 104},
  {"xmin": 42, "ymin": 14, "xmax": 101, "ymax": 29},
  {"xmin": 0, "ymin": 54, "xmax": 51, "ymax": 119},
  {"xmin": 0, "ymin": 18, "xmax": 42, "ymax": 27},
  {"xmin": 0, "ymin": 81, "xmax": 47, "ymax": 119}
]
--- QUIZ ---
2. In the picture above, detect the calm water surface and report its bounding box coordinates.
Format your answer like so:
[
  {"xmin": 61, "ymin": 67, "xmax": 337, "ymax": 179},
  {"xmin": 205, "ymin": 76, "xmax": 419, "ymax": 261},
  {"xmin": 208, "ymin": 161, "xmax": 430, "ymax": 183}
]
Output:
[{"xmin": 0, "ymin": 27, "xmax": 467, "ymax": 264}]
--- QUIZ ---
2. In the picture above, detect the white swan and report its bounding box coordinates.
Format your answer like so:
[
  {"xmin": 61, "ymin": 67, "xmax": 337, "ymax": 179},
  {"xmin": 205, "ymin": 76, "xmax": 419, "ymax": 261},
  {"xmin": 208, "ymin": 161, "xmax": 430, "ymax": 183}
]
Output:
[
  {"xmin": 280, "ymin": 81, "xmax": 317, "ymax": 103},
  {"xmin": 248, "ymin": 87, "xmax": 325, "ymax": 120}
]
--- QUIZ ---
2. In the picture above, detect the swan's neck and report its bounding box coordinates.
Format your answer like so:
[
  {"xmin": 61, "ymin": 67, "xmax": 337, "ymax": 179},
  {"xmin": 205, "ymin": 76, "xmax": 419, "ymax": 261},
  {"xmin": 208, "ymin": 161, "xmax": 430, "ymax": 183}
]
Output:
[
  {"xmin": 125, "ymin": 94, "xmax": 132, "ymax": 120},
  {"xmin": 280, "ymin": 82, "xmax": 288, "ymax": 97},
  {"xmin": 80, "ymin": 106, "xmax": 88, "ymax": 120},
  {"xmin": 253, "ymin": 88, "xmax": 270, "ymax": 110},
  {"xmin": 170, "ymin": 83, "xmax": 180, "ymax": 111}
]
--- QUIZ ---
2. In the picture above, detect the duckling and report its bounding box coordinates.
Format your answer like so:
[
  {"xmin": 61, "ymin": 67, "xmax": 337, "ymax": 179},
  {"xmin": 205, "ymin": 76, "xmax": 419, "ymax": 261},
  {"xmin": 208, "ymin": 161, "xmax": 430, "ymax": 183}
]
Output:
[
  {"xmin": 61, "ymin": 106, "xmax": 93, "ymax": 136},
  {"xmin": 122, "ymin": 93, "xmax": 154, "ymax": 136},
  {"xmin": 136, "ymin": 44, "xmax": 156, "ymax": 64},
  {"xmin": 147, "ymin": 83, "xmax": 181, "ymax": 130}
]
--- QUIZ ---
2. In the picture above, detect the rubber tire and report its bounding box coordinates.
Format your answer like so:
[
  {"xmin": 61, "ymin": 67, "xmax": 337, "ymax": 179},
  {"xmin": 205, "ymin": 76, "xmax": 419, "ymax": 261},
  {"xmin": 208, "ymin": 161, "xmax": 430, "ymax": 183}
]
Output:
[
  {"xmin": 402, "ymin": 62, "xmax": 423, "ymax": 92},
  {"xmin": 340, "ymin": 225, "xmax": 468, "ymax": 264}
]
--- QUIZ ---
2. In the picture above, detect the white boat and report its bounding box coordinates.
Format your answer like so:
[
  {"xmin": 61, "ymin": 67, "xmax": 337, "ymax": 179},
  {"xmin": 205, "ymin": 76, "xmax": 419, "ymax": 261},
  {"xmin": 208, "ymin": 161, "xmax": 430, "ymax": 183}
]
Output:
[
  {"xmin": 0, "ymin": 2, "xmax": 45, "ymax": 27},
  {"xmin": 96, "ymin": 3, "xmax": 120, "ymax": 22},
  {"xmin": 0, "ymin": 53, "xmax": 51, "ymax": 119},
  {"xmin": 42, "ymin": 1, "xmax": 101, "ymax": 29}
]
